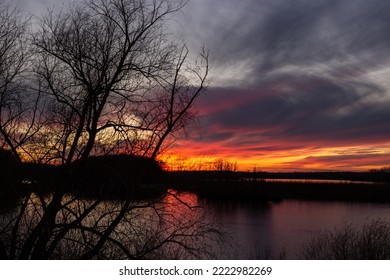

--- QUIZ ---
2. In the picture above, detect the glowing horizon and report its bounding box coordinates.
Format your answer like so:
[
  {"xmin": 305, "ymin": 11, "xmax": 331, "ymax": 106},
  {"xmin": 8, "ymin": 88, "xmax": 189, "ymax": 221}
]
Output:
[
  {"xmin": 163, "ymin": 142, "xmax": 390, "ymax": 172},
  {"xmin": 21, "ymin": 0, "xmax": 390, "ymax": 171}
]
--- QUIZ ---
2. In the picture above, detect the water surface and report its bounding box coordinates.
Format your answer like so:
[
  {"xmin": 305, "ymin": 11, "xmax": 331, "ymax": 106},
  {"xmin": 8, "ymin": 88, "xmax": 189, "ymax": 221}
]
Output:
[
  {"xmin": 3, "ymin": 189, "xmax": 390, "ymax": 259},
  {"xmin": 205, "ymin": 197, "xmax": 390, "ymax": 258}
]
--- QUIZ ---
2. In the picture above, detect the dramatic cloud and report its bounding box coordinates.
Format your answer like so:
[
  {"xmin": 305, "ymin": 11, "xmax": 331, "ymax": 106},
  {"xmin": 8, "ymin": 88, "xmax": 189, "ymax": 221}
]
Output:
[
  {"xmin": 195, "ymin": 75, "xmax": 390, "ymax": 141},
  {"xmin": 20, "ymin": 0, "xmax": 74, "ymax": 15},
  {"xmin": 23, "ymin": 0, "xmax": 390, "ymax": 170},
  {"xmin": 170, "ymin": 0, "xmax": 390, "ymax": 170},
  {"xmin": 179, "ymin": 0, "xmax": 390, "ymax": 80}
]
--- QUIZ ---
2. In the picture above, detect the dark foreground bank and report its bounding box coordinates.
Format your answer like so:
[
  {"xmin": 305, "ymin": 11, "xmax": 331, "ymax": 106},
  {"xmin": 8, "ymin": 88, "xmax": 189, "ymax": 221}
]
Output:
[
  {"xmin": 167, "ymin": 170, "xmax": 390, "ymax": 203},
  {"xmin": 1, "ymin": 150, "xmax": 390, "ymax": 207}
]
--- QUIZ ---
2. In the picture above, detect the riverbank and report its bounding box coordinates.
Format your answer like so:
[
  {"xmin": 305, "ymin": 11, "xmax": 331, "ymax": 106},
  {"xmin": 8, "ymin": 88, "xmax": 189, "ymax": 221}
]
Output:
[
  {"xmin": 2, "ymin": 154, "xmax": 390, "ymax": 205},
  {"xmin": 167, "ymin": 171, "xmax": 390, "ymax": 203}
]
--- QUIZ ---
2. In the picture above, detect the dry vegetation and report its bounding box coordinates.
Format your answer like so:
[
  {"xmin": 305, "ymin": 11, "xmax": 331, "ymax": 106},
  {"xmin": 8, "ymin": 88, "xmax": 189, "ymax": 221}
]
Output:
[{"xmin": 301, "ymin": 219, "xmax": 390, "ymax": 260}]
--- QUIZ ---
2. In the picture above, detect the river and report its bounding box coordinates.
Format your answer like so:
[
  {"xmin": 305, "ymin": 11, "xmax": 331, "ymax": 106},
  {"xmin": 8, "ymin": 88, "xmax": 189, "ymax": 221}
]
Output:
[
  {"xmin": 2, "ymin": 189, "xmax": 390, "ymax": 259},
  {"xmin": 179, "ymin": 192, "xmax": 390, "ymax": 259}
]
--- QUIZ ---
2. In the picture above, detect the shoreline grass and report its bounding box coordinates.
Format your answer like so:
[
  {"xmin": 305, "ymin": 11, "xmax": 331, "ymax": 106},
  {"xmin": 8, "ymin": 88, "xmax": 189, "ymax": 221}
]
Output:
[{"xmin": 301, "ymin": 218, "xmax": 390, "ymax": 260}]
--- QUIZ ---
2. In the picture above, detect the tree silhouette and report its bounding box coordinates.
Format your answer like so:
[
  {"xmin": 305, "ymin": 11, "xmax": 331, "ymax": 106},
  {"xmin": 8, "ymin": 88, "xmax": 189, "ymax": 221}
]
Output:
[
  {"xmin": 0, "ymin": 0, "xmax": 220, "ymax": 260},
  {"xmin": 0, "ymin": 1, "xmax": 41, "ymax": 162},
  {"xmin": 31, "ymin": 0, "xmax": 207, "ymax": 165}
]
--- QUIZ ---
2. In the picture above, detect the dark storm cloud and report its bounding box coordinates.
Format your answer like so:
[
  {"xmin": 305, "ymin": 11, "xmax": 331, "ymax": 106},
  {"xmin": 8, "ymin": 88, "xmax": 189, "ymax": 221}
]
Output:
[
  {"xmin": 182, "ymin": 0, "xmax": 390, "ymax": 76},
  {"xmin": 253, "ymin": 0, "xmax": 390, "ymax": 75},
  {"xmin": 196, "ymin": 73, "xmax": 390, "ymax": 147},
  {"xmin": 179, "ymin": 0, "xmax": 390, "ymax": 152}
]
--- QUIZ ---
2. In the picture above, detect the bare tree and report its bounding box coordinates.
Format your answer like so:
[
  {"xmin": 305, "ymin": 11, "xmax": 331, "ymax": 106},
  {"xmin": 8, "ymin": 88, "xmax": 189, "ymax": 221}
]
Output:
[
  {"xmin": 0, "ymin": 0, "xmax": 219, "ymax": 260},
  {"xmin": 213, "ymin": 159, "xmax": 238, "ymax": 172},
  {"xmin": 142, "ymin": 45, "xmax": 209, "ymax": 159},
  {"xmin": 0, "ymin": 1, "xmax": 39, "ymax": 162},
  {"xmin": 33, "ymin": 0, "xmax": 199, "ymax": 165}
]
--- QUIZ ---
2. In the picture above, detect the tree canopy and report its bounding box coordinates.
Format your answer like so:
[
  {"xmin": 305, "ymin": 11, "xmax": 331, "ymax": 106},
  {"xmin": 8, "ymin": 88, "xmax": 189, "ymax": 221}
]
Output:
[{"xmin": 0, "ymin": 0, "xmax": 208, "ymax": 165}]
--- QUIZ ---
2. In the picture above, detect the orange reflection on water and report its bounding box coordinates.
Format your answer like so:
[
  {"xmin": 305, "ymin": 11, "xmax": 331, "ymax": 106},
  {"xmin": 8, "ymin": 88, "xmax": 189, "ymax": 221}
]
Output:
[{"xmin": 162, "ymin": 189, "xmax": 201, "ymax": 210}]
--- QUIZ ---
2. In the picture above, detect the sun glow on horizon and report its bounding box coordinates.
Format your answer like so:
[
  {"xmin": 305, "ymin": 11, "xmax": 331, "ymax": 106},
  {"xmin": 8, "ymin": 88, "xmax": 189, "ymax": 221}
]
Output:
[{"xmin": 160, "ymin": 142, "xmax": 390, "ymax": 172}]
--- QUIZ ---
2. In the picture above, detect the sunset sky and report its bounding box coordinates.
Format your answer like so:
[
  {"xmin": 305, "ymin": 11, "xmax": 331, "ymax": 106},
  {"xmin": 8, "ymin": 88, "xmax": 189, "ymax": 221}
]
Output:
[{"xmin": 24, "ymin": 0, "xmax": 390, "ymax": 171}]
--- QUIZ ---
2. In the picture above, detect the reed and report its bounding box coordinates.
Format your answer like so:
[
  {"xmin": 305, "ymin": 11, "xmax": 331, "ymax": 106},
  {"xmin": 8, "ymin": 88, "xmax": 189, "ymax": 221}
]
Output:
[{"xmin": 301, "ymin": 218, "xmax": 390, "ymax": 259}]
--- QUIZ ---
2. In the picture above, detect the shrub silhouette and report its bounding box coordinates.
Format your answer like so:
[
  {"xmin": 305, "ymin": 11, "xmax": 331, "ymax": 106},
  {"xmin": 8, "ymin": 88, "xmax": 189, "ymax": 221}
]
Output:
[
  {"xmin": 301, "ymin": 218, "xmax": 390, "ymax": 259},
  {"xmin": 0, "ymin": 149, "xmax": 20, "ymax": 210},
  {"xmin": 73, "ymin": 155, "xmax": 164, "ymax": 199},
  {"xmin": 0, "ymin": 149, "xmax": 19, "ymax": 178}
]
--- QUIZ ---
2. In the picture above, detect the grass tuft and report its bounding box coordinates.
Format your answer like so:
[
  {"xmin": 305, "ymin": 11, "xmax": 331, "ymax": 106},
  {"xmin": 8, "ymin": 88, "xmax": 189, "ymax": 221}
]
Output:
[{"xmin": 301, "ymin": 218, "xmax": 390, "ymax": 259}]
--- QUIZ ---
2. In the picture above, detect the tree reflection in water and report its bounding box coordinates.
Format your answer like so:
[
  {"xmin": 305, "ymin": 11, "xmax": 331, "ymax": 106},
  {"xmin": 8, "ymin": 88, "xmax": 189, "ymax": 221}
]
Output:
[{"xmin": 0, "ymin": 190, "xmax": 225, "ymax": 259}]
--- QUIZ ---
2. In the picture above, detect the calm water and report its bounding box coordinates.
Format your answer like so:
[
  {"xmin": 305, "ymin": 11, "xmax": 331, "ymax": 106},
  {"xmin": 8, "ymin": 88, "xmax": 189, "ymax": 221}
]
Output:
[
  {"xmin": 195, "ymin": 195, "xmax": 390, "ymax": 259},
  {"xmin": 3, "ymin": 190, "xmax": 390, "ymax": 259},
  {"xmin": 263, "ymin": 178, "xmax": 379, "ymax": 184}
]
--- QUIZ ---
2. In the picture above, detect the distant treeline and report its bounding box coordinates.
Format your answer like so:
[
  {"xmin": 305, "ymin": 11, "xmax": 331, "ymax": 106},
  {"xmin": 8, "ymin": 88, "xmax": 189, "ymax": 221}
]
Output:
[
  {"xmin": 249, "ymin": 171, "xmax": 390, "ymax": 182},
  {"xmin": 167, "ymin": 170, "xmax": 390, "ymax": 183},
  {"xmin": 166, "ymin": 170, "xmax": 390, "ymax": 203},
  {"xmin": 0, "ymin": 150, "xmax": 165, "ymax": 206},
  {"xmin": 2, "ymin": 147, "xmax": 390, "ymax": 207}
]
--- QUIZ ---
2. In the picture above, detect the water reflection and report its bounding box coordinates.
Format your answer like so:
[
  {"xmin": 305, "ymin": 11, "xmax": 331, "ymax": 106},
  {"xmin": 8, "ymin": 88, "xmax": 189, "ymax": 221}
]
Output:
[
  {"xmin": 207, "ymin": 199, "xmax": 390, "ymax": 259},
  {"xmin": 0, "ymin": 190, "xmax": 225, "ymax": 259},
  {"xmin": 2, "ymin": 190, "xmax": 390, "ymax": 259},
  {"xmin": 263, "ymin": 178, "xmax": 379, "ymax": 184}
]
